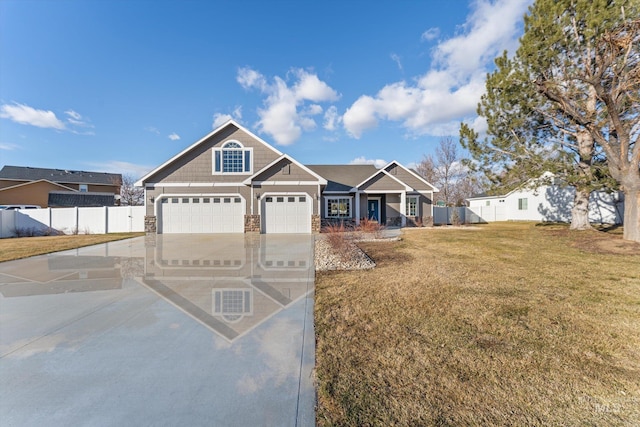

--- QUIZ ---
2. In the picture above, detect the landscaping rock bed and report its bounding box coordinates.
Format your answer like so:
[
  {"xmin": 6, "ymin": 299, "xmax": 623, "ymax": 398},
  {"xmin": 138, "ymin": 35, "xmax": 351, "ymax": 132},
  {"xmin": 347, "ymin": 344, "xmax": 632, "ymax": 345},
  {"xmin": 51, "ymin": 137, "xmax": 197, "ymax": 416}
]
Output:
[
  {"xmin": 314, "ymin": 232, "xmax": 401, "ymax": 271},
  {"xmin": 314, "ymin": 238, "xmax": 375, "ymax": 271}
]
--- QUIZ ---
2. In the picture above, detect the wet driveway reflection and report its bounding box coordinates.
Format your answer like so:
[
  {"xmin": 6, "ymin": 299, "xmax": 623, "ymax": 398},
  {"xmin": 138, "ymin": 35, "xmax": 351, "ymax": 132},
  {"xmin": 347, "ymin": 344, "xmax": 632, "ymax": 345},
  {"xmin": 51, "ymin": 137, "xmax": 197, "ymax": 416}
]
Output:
[{"xmin": 0, "ymin": 234, "xmax": 315, "ymax": 426}]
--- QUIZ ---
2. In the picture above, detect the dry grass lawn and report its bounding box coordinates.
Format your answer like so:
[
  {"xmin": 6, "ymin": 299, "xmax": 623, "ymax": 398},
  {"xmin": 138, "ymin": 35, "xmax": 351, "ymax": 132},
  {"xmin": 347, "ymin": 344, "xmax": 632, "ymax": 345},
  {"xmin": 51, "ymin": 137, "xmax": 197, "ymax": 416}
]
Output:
[
  {"xmin": 0, "ymin": 233, "xmax": 144, "ymax": 262},
  {"xmin": 315, "ymin": 222, "xmax": 640, "ymax": 426}
]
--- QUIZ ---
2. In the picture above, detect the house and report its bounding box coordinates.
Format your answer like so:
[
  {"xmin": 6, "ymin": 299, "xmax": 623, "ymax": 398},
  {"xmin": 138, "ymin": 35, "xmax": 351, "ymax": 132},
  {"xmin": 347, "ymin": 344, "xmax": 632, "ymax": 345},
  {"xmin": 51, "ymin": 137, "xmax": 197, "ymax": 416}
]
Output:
[
  {"xmin": 136, "ymin": 120, "xmax": 438, "ymax": 234},
  {"xmin": 0, "ymin": 166, "xmax": 122, "ymax": 208},
  {"xmin": 466, "ymin": 174, "xmax": 624, "ymax": 224}
]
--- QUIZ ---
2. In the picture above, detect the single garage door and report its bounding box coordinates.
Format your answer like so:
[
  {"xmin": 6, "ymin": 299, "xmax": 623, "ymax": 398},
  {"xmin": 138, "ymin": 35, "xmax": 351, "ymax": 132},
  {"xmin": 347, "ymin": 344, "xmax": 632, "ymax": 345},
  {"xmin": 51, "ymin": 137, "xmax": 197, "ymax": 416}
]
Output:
[
  {"xmin": 159, "ymin": 196, "xmax": 244, "ymax": 233},
  {"xmin": 263, "ymin": 195, "xmax": 311, "ymax": 234}
]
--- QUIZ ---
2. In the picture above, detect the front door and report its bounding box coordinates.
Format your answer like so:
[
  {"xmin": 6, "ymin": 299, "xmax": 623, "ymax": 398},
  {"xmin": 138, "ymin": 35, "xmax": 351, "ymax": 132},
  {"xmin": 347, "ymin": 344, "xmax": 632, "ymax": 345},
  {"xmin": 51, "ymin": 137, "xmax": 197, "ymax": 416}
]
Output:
[{"xmin": 368, "ymin": 199, "xmax": 379, "ymax": 221}]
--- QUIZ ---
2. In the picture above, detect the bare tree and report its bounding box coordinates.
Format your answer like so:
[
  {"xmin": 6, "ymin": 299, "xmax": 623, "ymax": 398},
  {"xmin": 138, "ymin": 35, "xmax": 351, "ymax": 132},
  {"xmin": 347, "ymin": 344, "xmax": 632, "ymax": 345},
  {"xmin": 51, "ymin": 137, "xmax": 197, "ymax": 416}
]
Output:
[
  {"xmin": 416, "ymin": 136, "xmax": 485, "ymax": 206},
  {"xmin": 120, "ymin": 174, "xmax": 144, "ymax": 206}
]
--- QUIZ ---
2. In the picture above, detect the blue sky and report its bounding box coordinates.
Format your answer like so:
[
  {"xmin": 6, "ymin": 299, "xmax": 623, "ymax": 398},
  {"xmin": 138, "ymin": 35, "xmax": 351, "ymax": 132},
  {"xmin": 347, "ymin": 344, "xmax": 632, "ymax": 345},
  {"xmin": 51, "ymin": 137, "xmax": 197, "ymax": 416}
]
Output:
[{"xmin": 0, "ymin": 0, "xmax": 531, "ymax": 179}]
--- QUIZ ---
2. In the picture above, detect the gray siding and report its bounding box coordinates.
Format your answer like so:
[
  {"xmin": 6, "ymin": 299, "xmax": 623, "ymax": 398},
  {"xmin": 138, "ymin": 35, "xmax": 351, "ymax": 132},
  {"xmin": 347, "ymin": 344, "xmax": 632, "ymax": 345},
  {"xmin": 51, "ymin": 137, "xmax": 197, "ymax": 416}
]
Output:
[
  {"xmin": 386, "ymin": 194, "xmax": 401, "ymax": 218},
  {"xmin": 360, "ymin": 173, "xmax": 405, "ymax": 191},
  {"xmin": 385, "ymin": 164, "xmax": 434, "ymax": 191},
  {"xmin": 145, "ymin": 126, "xmax": 281, "ymax": 184},
  {"xmin": 253, "ymin": 159, "xmax": 319, "ymax": 182}
]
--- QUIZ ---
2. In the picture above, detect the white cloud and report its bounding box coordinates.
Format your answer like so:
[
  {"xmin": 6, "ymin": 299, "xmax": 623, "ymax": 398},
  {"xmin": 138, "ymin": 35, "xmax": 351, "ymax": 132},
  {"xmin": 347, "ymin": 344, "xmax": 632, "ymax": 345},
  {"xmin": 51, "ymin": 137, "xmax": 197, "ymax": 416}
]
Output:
[
  {"xmin": 0, "ymin": 142, "xmax": 18, "ymax": 151},
  {"xmin": 213, "ymin": 106, "xmax": 243, "ymax": 129},
  {"xmin": 390, "ymin": 53, "xmax": 403, "ymax": 71},
  {"xmin": 323, "ymin": 106, "xmax": 341, "ymax": 131},
  {"xmin": 237, "ymin": 67, "xmax": 267, "ymax": 91},
  {"xmin": 343, "ymin": 0, "xmax": 531, "ymax": 139},
  {"xmin": 168, "ymin": 132, "xmax": 180, "ymax": 141},
  {"xmin": 64, "ymin": 109, "xmax": 94, "ymax": 131},
  {"xmin": 86, "ymin": 161, "xmax": 153, "ymax": 180},
  {"xmin": 0, "ymin": 102, "xmax": 66, "ymax": 129},
  {"xmin": 65, "ymin": 109, "xmax": 82, "ymax": 120},
  {"xmin": 145, "ymin": 126, "xmax": 160, "ymax": 134},
  {"xmin": 349, "ymin": 156, "xmax": 388, "ymax": 169},
  {"xmin": 421, "ymin": 27, "xmax": 440, "ymax": 41},
  {"xmin": 238, "ymin": 67, "xmax": 340, "ymax": 145}
]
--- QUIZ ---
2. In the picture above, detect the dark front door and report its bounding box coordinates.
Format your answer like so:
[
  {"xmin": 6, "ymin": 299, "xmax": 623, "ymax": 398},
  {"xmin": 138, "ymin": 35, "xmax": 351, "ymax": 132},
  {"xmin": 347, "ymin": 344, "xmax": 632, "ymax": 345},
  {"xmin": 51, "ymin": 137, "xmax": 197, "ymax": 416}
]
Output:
[{"xmin": 368, "ymin": 199, "xmax": 379, "ymax": 221}]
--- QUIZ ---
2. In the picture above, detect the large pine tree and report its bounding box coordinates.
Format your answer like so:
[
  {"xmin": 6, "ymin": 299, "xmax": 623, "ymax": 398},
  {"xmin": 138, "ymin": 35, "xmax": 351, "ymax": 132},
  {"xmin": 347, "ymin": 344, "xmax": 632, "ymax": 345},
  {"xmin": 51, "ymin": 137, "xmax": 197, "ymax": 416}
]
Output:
[{"xmin": 461, "ymin": 0, "xmax": 639, "ymax": 240}]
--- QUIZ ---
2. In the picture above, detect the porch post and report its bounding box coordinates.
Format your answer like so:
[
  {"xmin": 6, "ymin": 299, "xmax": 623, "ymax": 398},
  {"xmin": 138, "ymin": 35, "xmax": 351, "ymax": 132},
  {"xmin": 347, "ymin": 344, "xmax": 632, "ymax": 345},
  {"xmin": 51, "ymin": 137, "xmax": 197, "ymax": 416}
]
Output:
[
  {"xmin": 400, "ymin": 191, "xmax": 407, "ymax": 226},
  {"xmin": 354, "ymin": 192, "xmax": 360, "ymax": 225}
]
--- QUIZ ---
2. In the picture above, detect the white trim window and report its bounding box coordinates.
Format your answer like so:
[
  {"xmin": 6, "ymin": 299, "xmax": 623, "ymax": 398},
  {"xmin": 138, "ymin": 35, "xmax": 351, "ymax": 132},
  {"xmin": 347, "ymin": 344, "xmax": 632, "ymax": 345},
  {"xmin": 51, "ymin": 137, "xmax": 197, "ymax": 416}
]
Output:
[
  {"xmin": 325, "ymin": 197, "xmax": 352, "ymax": 218},
  {"xmin": 213, "ymin": 141, "xmax": 253, "ymax": 174},
  {"xmin": 79, "ymin": 184, "xmax": 88, "ymax": 192},
  {"xmin": 518, "ymin": 198, "xmax": 528, "ymax": 210},
  {"xmin": 406, "ymin": 196, "xmax": 418, "ymax": 216}
]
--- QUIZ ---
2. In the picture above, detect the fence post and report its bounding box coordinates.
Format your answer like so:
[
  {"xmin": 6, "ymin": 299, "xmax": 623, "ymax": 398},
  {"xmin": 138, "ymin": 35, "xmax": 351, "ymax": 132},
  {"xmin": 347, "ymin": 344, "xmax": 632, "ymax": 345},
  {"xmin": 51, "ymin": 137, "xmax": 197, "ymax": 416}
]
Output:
[{"xmin": 104, "ymin": 206, "xmax": 109, "ymax": 234}]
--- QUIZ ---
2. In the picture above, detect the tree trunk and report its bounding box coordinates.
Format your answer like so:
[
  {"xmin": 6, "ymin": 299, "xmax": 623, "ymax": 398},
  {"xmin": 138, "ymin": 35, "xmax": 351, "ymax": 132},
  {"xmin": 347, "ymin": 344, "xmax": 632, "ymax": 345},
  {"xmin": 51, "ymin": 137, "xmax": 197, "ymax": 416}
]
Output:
[
  {"xmin": 570, "ymin": 187, "xmax": 592, "ymax": 230},
  {"xmin": 570, "ymin": 129, "xmax": 594, "ymax": 231},
  {"xmin": 622, "ymin": 185, "xmax": 640, "ymax": 243}
]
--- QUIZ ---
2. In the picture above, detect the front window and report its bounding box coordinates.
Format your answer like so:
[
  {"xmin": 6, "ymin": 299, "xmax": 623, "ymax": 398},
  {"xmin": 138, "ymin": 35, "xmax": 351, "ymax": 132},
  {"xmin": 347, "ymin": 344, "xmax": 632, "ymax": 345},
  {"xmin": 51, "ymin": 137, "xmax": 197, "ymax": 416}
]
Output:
[
  {"xmin": 406, "ymin": 196, "xmax": 418, "ymax": 216},
  {"xmin": 326, "ymin": 197, "xmax": 351, "ymax": 218},
  {"xmin": 79, "ymin": 184, "xmax": 88, "ymax": 192},
  {"xmin": 213, "ymin": 141, "xmax": 252, "ymax": 174}
]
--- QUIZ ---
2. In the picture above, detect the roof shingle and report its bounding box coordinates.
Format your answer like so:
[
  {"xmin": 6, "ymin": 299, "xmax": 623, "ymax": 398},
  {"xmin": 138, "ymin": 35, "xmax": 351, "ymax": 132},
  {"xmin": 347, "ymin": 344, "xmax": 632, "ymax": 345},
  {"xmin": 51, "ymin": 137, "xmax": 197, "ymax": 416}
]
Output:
[{"xmin": 0, "ymin": 166, "xmax": 121, "ymax": 186}]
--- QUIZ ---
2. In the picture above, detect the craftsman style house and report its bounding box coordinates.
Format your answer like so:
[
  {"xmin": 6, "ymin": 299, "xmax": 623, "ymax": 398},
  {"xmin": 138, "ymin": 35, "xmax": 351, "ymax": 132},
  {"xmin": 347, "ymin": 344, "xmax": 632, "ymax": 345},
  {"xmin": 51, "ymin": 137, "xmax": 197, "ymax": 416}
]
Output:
[{"xmin": 136, "ymin": 120, "xmax": 438, "ymax": 234}]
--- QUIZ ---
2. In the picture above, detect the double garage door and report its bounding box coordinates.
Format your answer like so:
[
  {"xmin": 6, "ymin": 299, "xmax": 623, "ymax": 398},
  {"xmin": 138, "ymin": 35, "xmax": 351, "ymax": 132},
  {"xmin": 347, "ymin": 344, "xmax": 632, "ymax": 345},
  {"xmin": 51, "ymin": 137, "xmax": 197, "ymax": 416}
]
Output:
[
  {"xmin": 262, "ymin": 195, "xmax": 311, "ymax": 234},
  {"xmin": 159, "ymin": 194, "xmax": 311, "ymax": 234},
  {"xmin": 159, "ymin": 196, "xmax": 244, "ymax": 233}
]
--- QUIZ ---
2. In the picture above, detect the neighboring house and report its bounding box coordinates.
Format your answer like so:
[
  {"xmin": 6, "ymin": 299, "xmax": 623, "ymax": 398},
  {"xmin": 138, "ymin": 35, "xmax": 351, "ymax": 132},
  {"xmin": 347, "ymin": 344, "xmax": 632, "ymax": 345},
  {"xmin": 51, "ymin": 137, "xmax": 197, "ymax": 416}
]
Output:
[
  {"xmin": 0, "ymin": 166, "xmax": 122, "ymax": 208},
  {"xmin": 467, "ymin": 173, "xmax": 624, "ymax": 224},
  {"xmin": 136, "ymin": 120, "xmax": 438, "ymax": 234}
]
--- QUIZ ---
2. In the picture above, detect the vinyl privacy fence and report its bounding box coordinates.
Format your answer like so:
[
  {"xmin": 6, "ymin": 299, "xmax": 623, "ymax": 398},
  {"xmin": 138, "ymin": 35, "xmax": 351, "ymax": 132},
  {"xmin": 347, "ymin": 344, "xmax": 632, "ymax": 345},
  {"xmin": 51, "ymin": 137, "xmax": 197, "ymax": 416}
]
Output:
[
  {"xmin": 432, "ymin": 206, "xmax": 504, "ymax": 225},
  {"xmin": 0, "ymin": 206, "xmax": 145, "ymax": 238}
]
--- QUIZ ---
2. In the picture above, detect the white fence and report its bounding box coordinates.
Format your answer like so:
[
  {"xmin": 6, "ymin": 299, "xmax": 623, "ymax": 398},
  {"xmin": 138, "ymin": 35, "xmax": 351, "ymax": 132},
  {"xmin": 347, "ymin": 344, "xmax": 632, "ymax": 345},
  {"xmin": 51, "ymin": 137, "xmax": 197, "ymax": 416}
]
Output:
[
  {"xmin": 0, "ymin": 206, "xmax": 145, "ymax": 238},
  {"xmin": 433, "ymin": 206, "xmax": 503, "ymax": 225}
]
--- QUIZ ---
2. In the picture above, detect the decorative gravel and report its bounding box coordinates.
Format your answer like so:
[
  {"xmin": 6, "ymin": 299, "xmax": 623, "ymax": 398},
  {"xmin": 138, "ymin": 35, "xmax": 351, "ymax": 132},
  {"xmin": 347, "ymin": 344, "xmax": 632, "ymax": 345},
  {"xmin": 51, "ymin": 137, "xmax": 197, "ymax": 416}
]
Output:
[{"xmin": 314, "ymin": 238, "xmax": 375, "ymax": 271}]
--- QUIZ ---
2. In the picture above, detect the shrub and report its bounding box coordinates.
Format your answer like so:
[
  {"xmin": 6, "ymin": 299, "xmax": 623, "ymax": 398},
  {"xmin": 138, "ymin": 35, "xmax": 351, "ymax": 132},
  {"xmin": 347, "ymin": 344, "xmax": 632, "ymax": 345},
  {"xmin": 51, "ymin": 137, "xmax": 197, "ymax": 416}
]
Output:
[
  {"xmin": 323, "ymin": 222, "xmax": 352, "ymax": 261},
  {"xmin": 451, "ymin": 209, "xmax": 462, "ymax": 226}
]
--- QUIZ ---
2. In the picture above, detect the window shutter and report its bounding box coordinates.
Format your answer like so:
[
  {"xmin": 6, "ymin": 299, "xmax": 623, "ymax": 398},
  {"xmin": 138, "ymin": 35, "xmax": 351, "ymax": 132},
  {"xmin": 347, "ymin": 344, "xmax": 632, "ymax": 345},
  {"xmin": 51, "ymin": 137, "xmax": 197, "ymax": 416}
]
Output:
[
  {"xmin": 214, "ymin": 150, "xmax": 221, "ymax": 172},
  {"xmin": 244, "ymin": 150, "xmax": 251, "ymax": 172}
]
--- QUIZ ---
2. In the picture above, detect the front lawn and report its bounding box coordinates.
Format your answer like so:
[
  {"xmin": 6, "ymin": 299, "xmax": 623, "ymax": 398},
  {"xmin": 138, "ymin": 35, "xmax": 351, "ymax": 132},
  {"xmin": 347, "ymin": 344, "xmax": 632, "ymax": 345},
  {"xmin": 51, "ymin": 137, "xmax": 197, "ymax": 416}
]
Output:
[
  {"xmin": 0, "ymin": 233, "xmax": 144, "ymax": 262},
  {"xmin": 315, "ymin": 222, "xmax": 640, "ymax": 426}
]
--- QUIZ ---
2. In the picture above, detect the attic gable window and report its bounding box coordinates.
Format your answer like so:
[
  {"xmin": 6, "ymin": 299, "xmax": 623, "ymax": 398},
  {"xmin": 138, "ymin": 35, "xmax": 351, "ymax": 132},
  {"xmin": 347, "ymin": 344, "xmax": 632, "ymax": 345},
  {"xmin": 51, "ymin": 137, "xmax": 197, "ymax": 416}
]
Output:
[{"xmin": 213, "ymin": 141, "xmax": 253, "ymax": 174}]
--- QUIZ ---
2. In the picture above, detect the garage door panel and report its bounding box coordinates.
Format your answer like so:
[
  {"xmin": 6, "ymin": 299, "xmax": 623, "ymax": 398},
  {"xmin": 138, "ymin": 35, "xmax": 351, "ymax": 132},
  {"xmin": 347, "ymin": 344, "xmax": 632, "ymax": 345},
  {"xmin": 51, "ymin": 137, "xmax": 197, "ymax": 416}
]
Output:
[{"xmin": 159, "ymin": 196, "xmax": 244, "ymax": 234}]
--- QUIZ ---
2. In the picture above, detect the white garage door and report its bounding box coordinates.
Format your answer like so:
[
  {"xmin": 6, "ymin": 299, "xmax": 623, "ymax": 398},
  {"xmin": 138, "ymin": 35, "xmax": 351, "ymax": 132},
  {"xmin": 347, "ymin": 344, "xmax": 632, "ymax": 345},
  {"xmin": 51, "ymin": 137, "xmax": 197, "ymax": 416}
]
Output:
[
  {"xmin": 159, "ymin": 196, "xmax": 244, "ymax": 233},
  {"xmin": 263, "ymin": 195, "xmax": 311, "ymax": 234}
]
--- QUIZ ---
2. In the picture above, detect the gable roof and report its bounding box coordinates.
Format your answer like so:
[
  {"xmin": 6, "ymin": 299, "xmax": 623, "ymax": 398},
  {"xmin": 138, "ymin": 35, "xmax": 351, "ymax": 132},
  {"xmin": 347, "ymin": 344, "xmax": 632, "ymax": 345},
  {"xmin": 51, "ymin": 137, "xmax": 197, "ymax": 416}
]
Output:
[
  {"xmin": 0, "ymin": 179, "xmax": 77, "ymax": 193},
  {"xmin": 243, "ymin": 154, "xmax": 327, "ymax": 185},
  {"xmin": 306, "ymin": 165, "xmax": 378, "ymax": 192},
  {"xmin": 354, "ymin": 168, "xmax": 411, "ymax": 191},
  {"xmin": 135, "ymin": 120, "xmax": 283, "ymax": 186},
  {"xmin": 0, "ymin": 166, "xmax": 121, "ymax": 186},
  {"xmin": 381, "ymin": 160, "xmax": 439, "ymax": 192},
  {"xmin": 466, "ymin": 172, "xmax": 557, "ymax": 201}
]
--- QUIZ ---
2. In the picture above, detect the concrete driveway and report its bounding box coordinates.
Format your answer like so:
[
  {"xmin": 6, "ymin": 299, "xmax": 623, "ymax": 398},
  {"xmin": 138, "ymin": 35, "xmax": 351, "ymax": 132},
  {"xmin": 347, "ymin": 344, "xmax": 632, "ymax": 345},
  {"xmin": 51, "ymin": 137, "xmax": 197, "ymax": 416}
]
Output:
[{"xmin": 0, "ymin": 234, "xmax": 315, "ymax": 426}]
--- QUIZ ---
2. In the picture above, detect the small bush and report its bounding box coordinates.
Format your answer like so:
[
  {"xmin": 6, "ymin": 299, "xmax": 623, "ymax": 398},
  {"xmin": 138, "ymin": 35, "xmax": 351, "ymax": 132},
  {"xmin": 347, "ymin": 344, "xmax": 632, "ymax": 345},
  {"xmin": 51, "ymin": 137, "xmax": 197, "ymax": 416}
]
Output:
[
  {"xmin": 356, "ymin": 218, "xmax": 386, "ymax": 239},
  {"xmin": 12, "ymin": 227, "xmax": 38, "ymax": 237},
  {"xmin": 451, "ymin": 209, "xmax": 462, "ymax": 226},
  {"xmin": 323, "ymin": 222, "xmax": 352, "ymax": 261}
]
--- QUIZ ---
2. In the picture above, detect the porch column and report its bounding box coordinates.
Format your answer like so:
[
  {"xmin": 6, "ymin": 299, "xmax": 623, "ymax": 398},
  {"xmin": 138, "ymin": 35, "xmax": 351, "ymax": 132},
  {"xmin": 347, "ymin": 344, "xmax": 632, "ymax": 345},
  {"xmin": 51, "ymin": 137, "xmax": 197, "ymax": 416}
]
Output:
[
  {"xmin": 354, "ymin": 192, "xmax": 360, "ymax": 225},
  {"xmin": 400, "ymin": 191, "xmax": 407, "ymax": 226}
]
